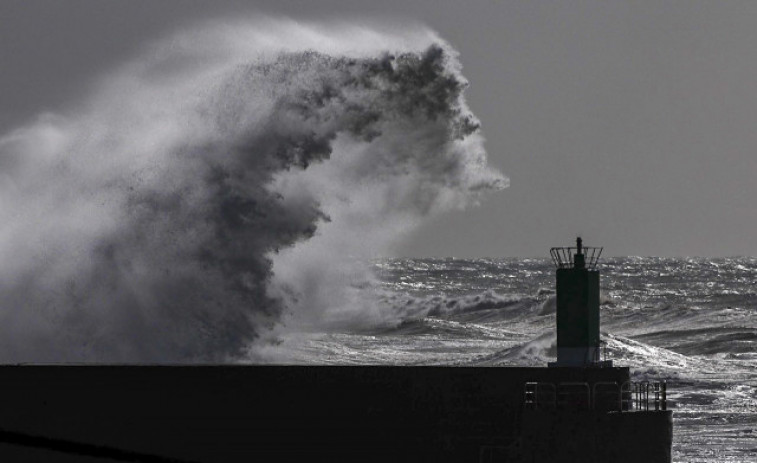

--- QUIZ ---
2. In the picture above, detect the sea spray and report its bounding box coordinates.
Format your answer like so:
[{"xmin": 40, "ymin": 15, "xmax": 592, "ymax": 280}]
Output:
[{"xmin": 0, "ymin": 19, "xmax": 506, "ymax": 362}]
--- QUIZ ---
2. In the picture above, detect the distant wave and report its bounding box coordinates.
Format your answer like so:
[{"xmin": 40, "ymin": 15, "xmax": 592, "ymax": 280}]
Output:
[
  {"xmin": 376, "ymin": 290, "xmax": 543, "ymax": 325},
  {"xmin": 470, "ymin": 331, "xmax": 556, "ymax": 366},
  {"xmin": 469, "ymin": 331, "xmax": 715, "ymax": 374},
  {"xmin": 369, "ymin": 317, "xmax": 522, "ymax": 339},
  {"xmin": 634, "ymin": 327, "xmax": 757, "ymax": 355}
]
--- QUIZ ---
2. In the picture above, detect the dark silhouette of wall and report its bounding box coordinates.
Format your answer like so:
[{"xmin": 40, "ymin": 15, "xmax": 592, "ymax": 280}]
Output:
[{"xmin": 0, "ymin": 366, "xmax": 670, "ymax": 462}]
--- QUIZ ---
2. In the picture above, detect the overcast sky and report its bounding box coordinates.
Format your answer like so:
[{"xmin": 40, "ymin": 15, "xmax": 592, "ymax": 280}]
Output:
[{"xmin": 3, "ymin": 1, "xmax": 757, "ymax": 257}]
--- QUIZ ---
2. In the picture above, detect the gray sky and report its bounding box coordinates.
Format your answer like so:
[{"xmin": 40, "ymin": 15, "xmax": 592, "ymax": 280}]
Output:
[{"xmin": 3, "ymin": 1, "xmax": 757, "ymax": 257}]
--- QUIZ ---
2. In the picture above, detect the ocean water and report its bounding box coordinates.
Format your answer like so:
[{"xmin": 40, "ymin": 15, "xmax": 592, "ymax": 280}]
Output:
[{"xmin": 270, "ymin": 257, "xmax": 757, "ymax": 463}]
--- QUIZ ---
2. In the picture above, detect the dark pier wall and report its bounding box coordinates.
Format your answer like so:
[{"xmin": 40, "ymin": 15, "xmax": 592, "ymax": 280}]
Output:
[
  {"xmin": 0, "ymin": 366, "xmax": 668, "ymax": 462},
  {"xmin": 520, "ymin": 410, "xmax": 673, "ymax": 463}
]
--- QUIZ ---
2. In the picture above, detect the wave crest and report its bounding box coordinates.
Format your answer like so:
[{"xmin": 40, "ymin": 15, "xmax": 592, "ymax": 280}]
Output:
[{"xmin": 0, "ymin": 20, "xmax": 505, "ymax": 362}]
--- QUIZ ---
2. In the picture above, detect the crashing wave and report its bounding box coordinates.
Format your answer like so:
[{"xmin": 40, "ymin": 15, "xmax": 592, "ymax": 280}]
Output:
[{"xmin": 0, "ymin": 19, "xmax": 505, "ymax": 363}]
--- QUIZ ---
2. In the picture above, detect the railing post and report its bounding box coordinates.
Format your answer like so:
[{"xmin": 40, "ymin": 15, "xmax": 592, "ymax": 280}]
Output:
[
  {"xmin": 620, "ymin": 382, "xmax": 632, "ymax": 411},
  {"xmin": 654, "ymin": 383, "xmax": 660, "ymax": 411},
  {"xmin": 524, "ymin": 382, "xmax": 536, "ymax": 410},
  {"xmin": 661, "ymin": 381, "xmax": 667, "ymax": 411}
]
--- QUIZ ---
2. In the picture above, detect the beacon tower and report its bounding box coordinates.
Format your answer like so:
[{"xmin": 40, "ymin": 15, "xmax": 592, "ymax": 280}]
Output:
[{"xmin": 549, "ymin": 237, "xmax": 605, "ymax": 367}]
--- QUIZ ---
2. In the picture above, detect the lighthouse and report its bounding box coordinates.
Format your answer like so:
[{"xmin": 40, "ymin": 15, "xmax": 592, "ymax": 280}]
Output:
[{"xmin": 549, "ymin": 237, "xmax": 607, "ymax": 367}]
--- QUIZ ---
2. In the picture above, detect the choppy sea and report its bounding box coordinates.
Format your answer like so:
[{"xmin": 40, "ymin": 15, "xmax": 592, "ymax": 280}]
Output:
[{"xmin": 270, "ymin": 257, "xmax": 756, "ymax": 463}]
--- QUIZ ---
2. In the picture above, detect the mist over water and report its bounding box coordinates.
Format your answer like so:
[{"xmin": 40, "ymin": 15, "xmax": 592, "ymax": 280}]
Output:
[{"xmin": 0, "ymin": 19, "xmax": 506, "ymax": 363}]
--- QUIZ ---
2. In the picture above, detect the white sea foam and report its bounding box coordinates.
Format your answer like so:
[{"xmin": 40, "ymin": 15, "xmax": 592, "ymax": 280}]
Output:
[{"xmin": 0, "ymin": 19, "xmax": 505, "ymax": 363}]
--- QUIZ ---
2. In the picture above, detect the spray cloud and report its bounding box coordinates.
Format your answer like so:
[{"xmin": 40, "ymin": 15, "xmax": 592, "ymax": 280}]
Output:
[{"xmin": 0, "ymin": 18, "xmax": 506, "ymax": 362}]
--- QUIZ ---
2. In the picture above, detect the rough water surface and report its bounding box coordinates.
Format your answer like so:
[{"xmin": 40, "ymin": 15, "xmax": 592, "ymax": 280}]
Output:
[{"xmin": 264, "ymin": 257, "xmax": 757, "ymax": 463}]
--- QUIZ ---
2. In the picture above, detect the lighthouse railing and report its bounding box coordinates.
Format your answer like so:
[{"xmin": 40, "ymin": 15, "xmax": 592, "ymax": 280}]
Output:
[{"xmin": 549, "ymin": 246, "xmax": 603, "ymax": 269}]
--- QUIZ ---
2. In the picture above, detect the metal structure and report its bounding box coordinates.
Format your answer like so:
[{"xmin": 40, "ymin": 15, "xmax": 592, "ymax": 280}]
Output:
[
  {"xmin": 550, "ymin": 237, "xmax": 606, "ymax": 367},
  {"xmin": 550, "ymin": 236, "xmax": 603, "ymax": 270},
  {"xmin": 521, "ymin": 240, "xmax": 673, "ymax": 462},
  {"xmin": 524, "ymin": 381, "xmax": 668, "ymax": 412}
]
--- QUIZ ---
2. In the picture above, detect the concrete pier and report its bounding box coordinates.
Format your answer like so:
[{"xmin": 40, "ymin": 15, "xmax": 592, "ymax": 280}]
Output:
[{"xmin": 0, "ymin": 365, "xmax": 671, "ymax": 462}]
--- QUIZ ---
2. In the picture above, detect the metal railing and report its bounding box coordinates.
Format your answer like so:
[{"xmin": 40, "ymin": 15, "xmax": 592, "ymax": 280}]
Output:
[
  {"xmin": 624, "ymin": 381, "xmax": 668, "ymax": 411},
  {"xmin": 549, "ymin": 246, "xmax": 603, "ymax": 269},
  {"xmin": 524, "ymin": 382, "xmax": 556, "ymax": 410},
  {"xmin": 524, "ymin": 381, "xmax": 667, "ymax": 412},
  {"xmin": 593, "ymin": 381, "xmax": 622, "ymax": 411},
  {"xmin": 557, "ymin": 382, "xmax": 591, "ymax": 410}
]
